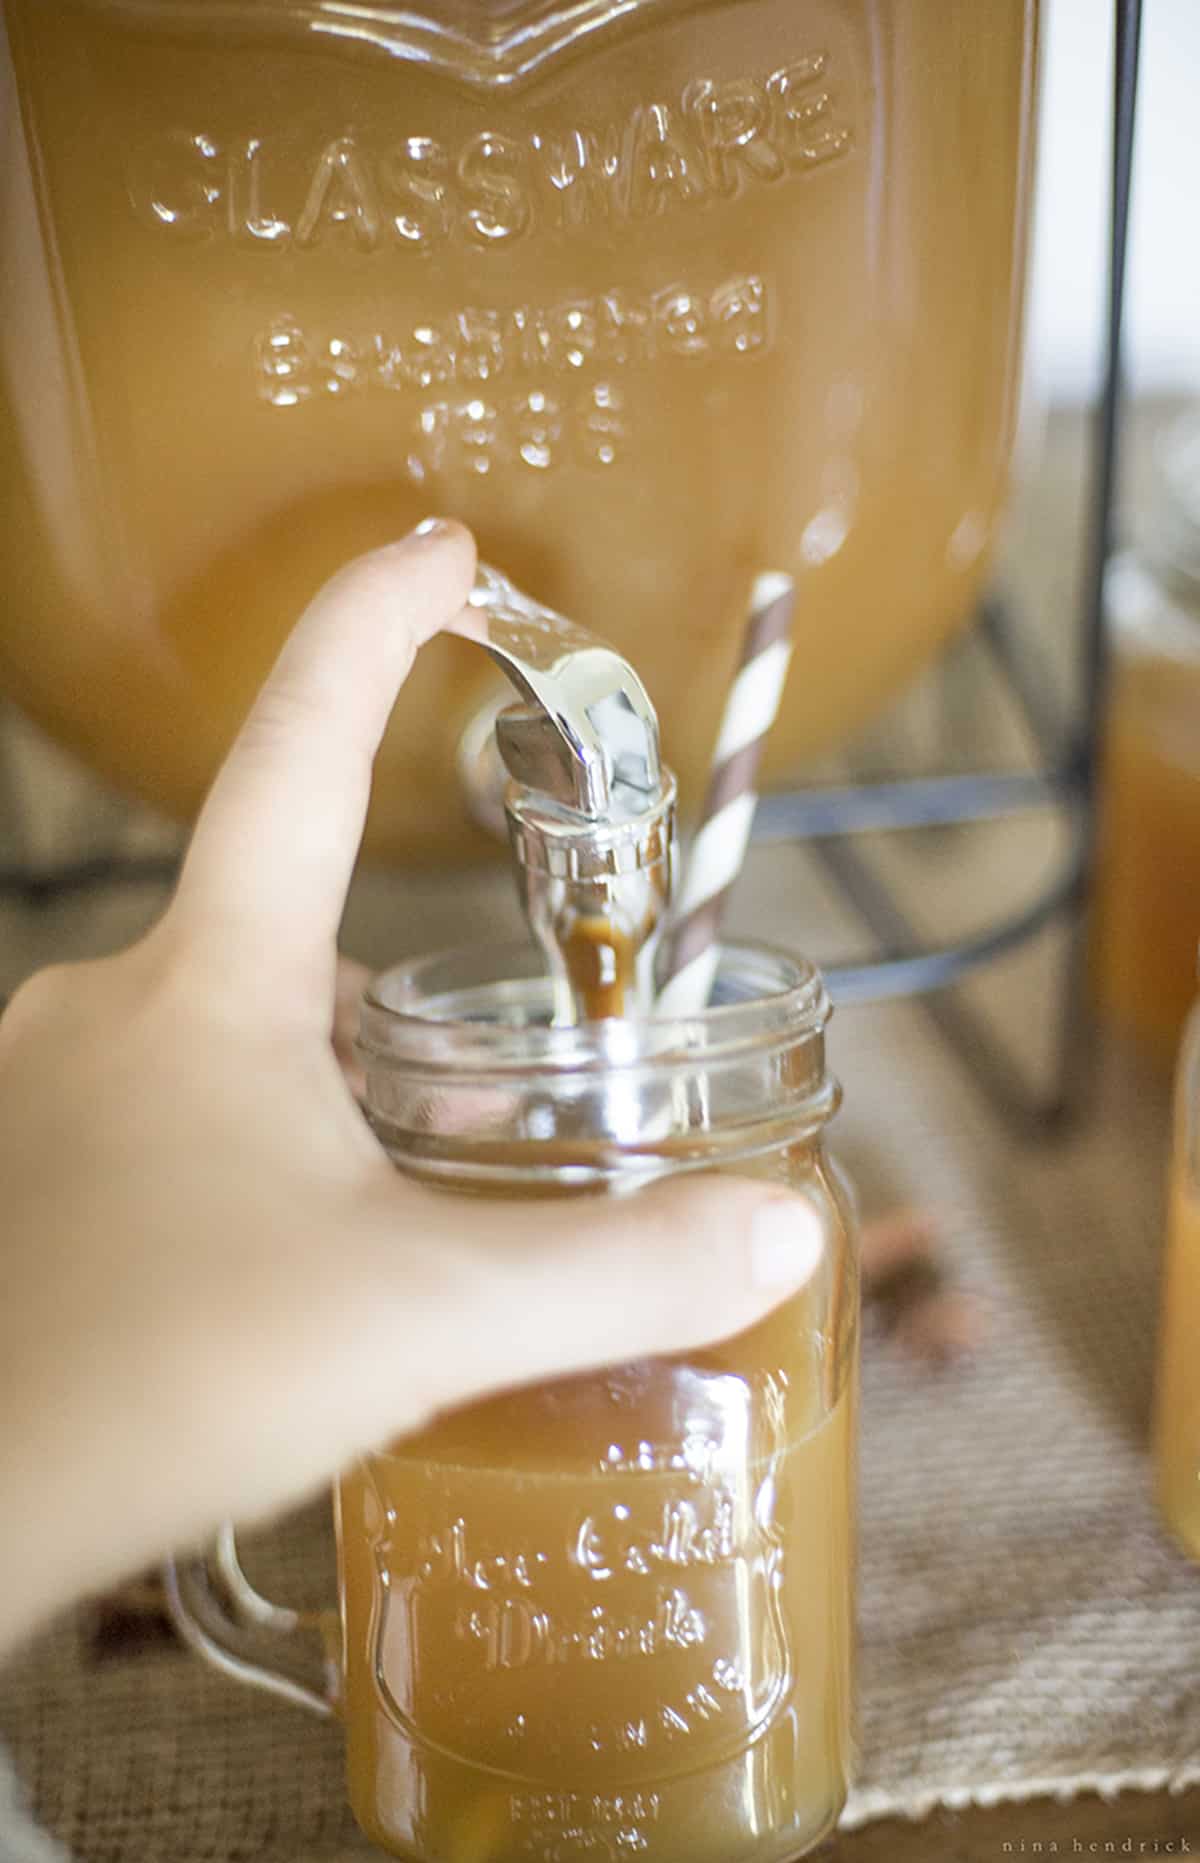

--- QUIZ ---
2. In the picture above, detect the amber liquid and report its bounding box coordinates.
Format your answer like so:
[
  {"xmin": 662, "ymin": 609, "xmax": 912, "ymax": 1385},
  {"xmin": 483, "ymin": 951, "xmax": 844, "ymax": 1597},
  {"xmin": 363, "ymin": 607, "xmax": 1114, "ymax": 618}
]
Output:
[
  {"xmin": 337, "ymin": 1282, "xmax": 854, "ymax": 1862},
  {"xmin": 1154, "ymin": 1164, "xmax": 1200, "ymax": 1562},
  {"xmin": 1091, "ymin": 655, "xmax": 1200, "ymax": 1067},
  {"xmin": 2, "ymin": 0, "xmax": 1037, "ymax": 862},
  {"xmin": 561, "ymin": 915, "xmax": 640, "ymax": 1020}
]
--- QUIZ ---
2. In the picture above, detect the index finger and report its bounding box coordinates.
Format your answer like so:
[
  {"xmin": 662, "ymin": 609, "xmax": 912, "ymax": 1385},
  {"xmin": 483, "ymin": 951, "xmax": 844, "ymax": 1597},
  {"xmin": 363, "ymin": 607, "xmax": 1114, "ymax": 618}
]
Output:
[{"xmin": 167, "ymin": 520, "xmax": 477, "ymax": 989}]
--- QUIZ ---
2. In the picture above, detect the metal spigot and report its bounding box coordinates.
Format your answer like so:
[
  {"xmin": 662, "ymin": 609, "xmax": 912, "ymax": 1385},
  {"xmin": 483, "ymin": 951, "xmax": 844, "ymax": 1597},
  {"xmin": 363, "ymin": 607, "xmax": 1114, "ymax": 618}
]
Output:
[{"xmin": 453, "ymin": 564, "xmax": 676, "ymax": 1024}]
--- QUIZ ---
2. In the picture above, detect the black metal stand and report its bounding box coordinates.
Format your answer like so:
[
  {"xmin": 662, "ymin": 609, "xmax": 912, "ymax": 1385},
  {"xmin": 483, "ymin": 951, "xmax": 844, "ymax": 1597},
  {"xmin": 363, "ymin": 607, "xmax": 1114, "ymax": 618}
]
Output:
[
  {"xmin": 0, "ymin": 0, "xmax": 1142, "ymax": 1131},
  {"xmin": 755, "ymin": 0, "xmax": 1143, "ymax": 1131},
  {"xmin": 0, "ymin": 849, "xmax": 180, "ymax": 902}
]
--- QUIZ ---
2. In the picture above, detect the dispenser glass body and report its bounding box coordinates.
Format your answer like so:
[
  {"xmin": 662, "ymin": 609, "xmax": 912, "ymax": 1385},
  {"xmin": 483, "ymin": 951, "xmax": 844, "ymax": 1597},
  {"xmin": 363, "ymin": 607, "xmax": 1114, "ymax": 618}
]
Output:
[{"xmin": 2, "ymin": 0, "xmax": 1038, "ymax": 861}]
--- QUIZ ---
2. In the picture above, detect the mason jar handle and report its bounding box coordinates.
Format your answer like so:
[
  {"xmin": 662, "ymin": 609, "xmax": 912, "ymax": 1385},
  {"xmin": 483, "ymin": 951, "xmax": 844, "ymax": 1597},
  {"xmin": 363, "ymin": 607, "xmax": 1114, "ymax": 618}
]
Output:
[{"xmin": 162, "ymin": 1522, "xmax": 340, "ymax": 1719}]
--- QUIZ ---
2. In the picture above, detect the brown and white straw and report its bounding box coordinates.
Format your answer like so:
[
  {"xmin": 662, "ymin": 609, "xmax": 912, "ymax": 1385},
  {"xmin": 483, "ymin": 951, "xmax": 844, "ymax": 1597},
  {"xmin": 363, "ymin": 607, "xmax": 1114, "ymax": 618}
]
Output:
[{"xmin": 657, "ymin": 571, "xmax": 796, "ymax": 1016}]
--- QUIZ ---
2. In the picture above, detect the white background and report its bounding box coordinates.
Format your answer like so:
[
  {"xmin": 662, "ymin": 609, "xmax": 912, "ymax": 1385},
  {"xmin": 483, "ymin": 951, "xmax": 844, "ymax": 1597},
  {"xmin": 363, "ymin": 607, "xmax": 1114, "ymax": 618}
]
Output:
[{"xmin": 1030, "ymin": 0, "xmax": 1200, "ymax": 401}]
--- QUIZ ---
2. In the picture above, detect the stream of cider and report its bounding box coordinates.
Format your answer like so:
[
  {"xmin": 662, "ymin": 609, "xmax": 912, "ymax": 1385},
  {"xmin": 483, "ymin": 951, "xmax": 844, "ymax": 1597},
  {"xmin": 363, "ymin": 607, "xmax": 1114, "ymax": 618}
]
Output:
[
  {"xmin": 1, "ymin": 0, "xmax": 1037, "ymax": 862},
  {"xmin": 560, "ymin": 916, "xmax": 639, "ymax": 1021}
]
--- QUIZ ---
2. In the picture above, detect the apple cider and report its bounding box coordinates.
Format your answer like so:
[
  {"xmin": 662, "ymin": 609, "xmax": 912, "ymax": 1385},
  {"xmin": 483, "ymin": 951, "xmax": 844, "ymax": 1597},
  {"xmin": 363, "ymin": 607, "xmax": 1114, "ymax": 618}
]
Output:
[
  {"xmin": 1, "ymin": 0, "xmax": 1037, "ymax": 861},
  {"xmin": 1092, "ymin": 649, "xmax": 1200, "ymax": 1068},
  {"xmin": 1091, "ymin": 436, "xmax": 1200, "ymax": 1068},
  {"xmin": 1154, "ymin": 1003, "xmax": 1200, "ymax": 1564},
  {"xmin": 340, "ymin": 939, "xmax": 858, "ymax": 1861},
  {"xmin": 338, "ymin": 1296, "xmax": 854, "ymax": 1863}
]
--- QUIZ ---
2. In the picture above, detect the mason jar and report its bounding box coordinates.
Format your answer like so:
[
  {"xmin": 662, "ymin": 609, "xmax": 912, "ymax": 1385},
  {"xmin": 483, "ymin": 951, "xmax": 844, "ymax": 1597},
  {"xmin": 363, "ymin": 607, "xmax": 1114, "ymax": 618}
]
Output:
[
  {"xmin": 1091, "ymin": 409, "xmax": 1200, "ymax": 1067},
  {"xmin": 167, "ymin": 939, "xmax": 859, "ymax": 1863},
  {"xmin": 1155, "ymin": 987, "xmax": 1200, "ymax": 1566}
]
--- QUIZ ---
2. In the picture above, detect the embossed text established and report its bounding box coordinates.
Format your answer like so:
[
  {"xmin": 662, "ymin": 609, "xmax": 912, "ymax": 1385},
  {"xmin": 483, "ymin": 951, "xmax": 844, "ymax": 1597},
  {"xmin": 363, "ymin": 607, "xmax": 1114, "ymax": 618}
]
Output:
[{"xmin": 254, "ymin": 273, "xmax": 770, "ymax": 473}]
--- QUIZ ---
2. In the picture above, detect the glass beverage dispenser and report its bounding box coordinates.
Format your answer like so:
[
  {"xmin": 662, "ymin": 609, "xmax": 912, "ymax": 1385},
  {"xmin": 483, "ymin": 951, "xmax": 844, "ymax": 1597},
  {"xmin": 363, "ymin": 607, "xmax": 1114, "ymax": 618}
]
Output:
[{"xmin": 0, "ymin": 1, "xmax": 1038, "ymax": 864}]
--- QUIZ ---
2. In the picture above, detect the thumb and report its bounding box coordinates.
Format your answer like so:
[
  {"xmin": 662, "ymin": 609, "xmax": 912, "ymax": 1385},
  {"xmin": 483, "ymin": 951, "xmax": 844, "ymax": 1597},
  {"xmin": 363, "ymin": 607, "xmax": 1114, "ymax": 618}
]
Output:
[
  {"xmin": 167, "ymin": 519, "xmax": 476, "ymax": 995},
  {"xmin": 351, "ymin": 1174, "xmax": 831, "ymax": 1435}
]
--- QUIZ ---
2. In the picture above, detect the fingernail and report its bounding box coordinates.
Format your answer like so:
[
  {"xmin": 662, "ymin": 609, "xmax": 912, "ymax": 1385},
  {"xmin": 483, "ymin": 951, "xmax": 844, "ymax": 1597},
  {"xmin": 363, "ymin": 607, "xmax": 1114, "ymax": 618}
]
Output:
[
  {"xmin": 413, "ymin": 515, "xmax": 448, "ymax": 538},
  {"xmin": 751, "ymin": 1196, "xmax": 825, "ymax": 1291}
]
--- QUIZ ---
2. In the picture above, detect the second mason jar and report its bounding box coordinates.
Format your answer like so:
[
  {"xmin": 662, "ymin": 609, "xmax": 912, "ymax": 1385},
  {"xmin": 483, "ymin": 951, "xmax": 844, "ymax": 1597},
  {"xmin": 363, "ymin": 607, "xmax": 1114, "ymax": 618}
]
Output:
[
  {"xmin": 347, "ymin": 939, "xmax": 859, "ymax": 1863},
  {"xmin": 1092, "ymin": 410, "xmax": 1200, "ymax": 1066},
  {"xmin": 1155, "ymin": 984, "xmax": 1200, "ymax": 1566}
]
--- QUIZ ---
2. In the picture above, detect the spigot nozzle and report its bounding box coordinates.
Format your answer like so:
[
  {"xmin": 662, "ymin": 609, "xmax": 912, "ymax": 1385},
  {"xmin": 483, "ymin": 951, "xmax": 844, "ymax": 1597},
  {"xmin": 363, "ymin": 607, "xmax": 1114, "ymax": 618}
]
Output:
[{"xmin": 455, "ymin": 565, "xmax": 676, "ymax": 1023}]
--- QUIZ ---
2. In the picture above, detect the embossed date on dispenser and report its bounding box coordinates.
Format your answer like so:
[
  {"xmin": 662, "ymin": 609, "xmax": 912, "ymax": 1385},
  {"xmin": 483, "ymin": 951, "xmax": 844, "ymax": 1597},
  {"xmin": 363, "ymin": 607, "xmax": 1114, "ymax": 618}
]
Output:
[{"xmin": 127, "ymin": 55, "xmax": 851, "ymax": 250}]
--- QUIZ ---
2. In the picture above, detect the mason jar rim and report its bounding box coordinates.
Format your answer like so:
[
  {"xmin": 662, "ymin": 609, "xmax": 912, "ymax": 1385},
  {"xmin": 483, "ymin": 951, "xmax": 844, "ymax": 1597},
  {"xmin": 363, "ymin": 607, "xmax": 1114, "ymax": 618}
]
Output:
[{"xmin": 359, "ymin": 939, "xmax": 830, "ymax": 1076}]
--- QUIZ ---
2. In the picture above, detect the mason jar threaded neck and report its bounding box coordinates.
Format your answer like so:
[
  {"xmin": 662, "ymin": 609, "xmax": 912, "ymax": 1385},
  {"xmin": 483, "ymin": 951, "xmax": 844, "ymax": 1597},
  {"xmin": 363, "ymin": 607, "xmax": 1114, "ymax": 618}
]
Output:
[{"xmin": 358, "ymin": 941, "xmax": 837, "ymax": 1189}]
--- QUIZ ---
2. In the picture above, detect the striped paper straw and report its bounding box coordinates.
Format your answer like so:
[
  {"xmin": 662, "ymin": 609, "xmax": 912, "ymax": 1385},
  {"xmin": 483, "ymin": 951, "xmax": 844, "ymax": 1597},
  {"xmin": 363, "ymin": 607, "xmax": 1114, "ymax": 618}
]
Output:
[{"xmin": 656, "ymin": 571, "xmax": 796, "ymax": 1016}]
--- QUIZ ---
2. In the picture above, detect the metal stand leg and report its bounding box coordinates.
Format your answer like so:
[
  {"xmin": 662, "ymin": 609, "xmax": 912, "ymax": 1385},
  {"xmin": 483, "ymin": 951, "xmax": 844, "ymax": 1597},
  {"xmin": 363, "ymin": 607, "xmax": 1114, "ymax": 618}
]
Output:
[
  {"xmin": 0, "ymin": 709, "xmax": 180, "ymax": 904},
  {"xmin": 1051, "ymin": 0, "xmax": 1144, "ymax": 1122}
]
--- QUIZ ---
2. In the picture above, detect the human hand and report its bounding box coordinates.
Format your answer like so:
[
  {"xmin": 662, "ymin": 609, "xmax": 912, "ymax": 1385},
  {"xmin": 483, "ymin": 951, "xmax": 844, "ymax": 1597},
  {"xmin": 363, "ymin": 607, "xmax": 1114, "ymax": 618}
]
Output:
[{"xmin": 0, "ymin": 520, "xmax": 825, "ymax": 1654}]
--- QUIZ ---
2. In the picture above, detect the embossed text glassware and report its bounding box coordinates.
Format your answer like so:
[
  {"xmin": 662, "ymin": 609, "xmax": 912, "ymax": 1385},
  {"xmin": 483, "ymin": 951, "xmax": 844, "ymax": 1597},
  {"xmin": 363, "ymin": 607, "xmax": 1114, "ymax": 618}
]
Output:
[
  {"xmin": 166, "ymin": 939, "xmax": 859, "ymax": 1863},
  {"xmin": 2, "ymin": 0, "xmax": 1037, "ymax": 861}
]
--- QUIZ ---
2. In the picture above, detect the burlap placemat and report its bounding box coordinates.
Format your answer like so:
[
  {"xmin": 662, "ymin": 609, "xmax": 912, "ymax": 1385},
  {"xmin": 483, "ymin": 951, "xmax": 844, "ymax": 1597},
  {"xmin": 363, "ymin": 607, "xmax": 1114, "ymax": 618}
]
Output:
[{"xmin": 3, "ymin": 984, "xmax": 1199, "ymax": 1861}]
